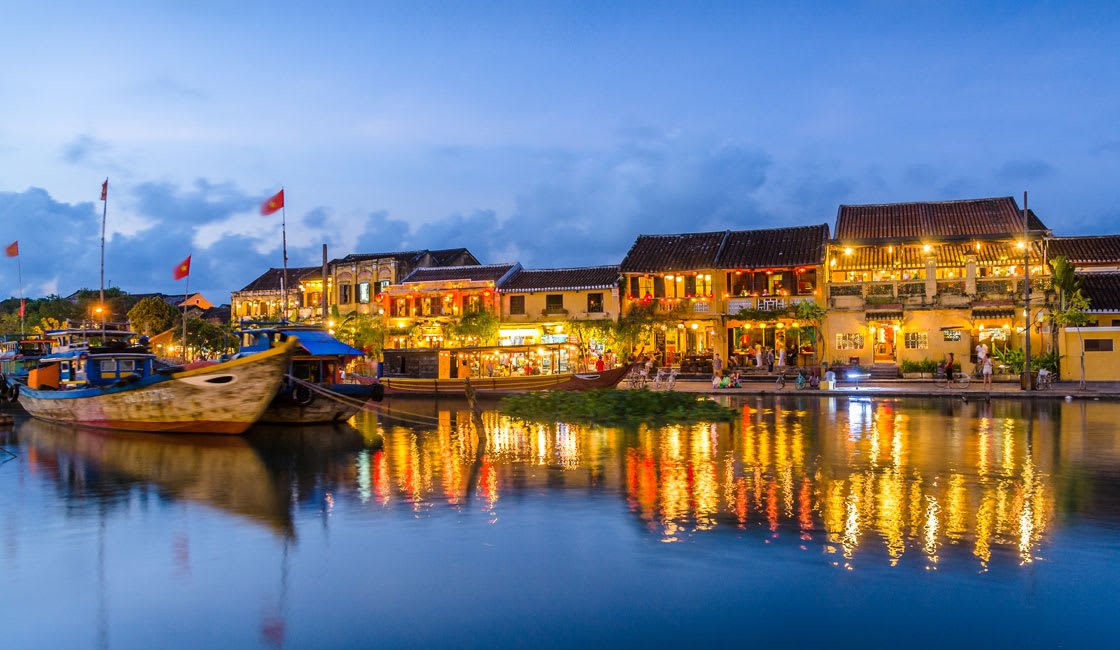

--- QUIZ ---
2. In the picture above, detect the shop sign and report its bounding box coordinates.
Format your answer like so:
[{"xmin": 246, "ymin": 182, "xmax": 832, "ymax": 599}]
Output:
[{"xmin": 541, "ymin": 334, "xmax": 568, "ymax": 344}]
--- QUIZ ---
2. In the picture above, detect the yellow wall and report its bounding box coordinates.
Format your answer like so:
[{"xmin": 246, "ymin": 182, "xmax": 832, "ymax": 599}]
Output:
[
  {"xmin": 1060, "ymin": 326, "xmax": 1120, "ymax": 380},
  {"xmin": 500, "ymin": 289, "xmax": 619, "ymax": 322}
]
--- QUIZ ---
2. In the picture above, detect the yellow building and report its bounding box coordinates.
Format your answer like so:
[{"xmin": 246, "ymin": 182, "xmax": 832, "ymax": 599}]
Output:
[
  {"xmin": 231, "ymin": 267, "xmax": 316, "ymax": 320},
  {"xmin": 497, "ymin": 265, "xmax": 621, "ymax": 366},
  {"xmin": 1058, "ymin": 273, "xmax": 1120, "ymax": 380},
  {"xmin": 824, "ymin": 197, "xmax": 1053, "ymax": 372},
  {"xmin": 618, "ymin": 225, "xmax": 828, "ymax": 367},
  {"xmin": 379, "ymin": 263, "xmax": 518, "ymax": 348}
]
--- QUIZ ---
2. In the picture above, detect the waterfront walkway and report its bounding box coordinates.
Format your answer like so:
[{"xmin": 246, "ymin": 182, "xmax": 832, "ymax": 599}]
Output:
[{"xmin": 663, "ymin": 378, "xmax": 1120, "ymax": 400}]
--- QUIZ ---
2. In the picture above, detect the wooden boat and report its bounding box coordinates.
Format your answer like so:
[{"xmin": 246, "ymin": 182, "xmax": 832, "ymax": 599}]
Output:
[
  {"xmin": 0, "ymin": 334, "xmax": 52, "ymax": 400},
  {"xmin": 14, "ymin": 337, "xmax": 298, "ymax": 434},
  {"xmin": 236, "ymin": 322, "xmax": 384, "ymax": 423},
  {"xmin": 377, "ymin": 346, "xmax": 632, "ymax": 397}
]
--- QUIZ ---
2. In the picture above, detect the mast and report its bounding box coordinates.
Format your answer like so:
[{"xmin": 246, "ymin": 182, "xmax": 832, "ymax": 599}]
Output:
[
  {"xmin": 16, "ymin": 250, "xmax": 23, "ymax": 335},
  {"xmin": 100, "ymin": 178, "xmax": 108, "ymax": 338},
  {"xmin": 321, "ymin": 244, "xmax": 328, "ymax": 323},
  {"xmin": 182, "ymin": 270, "xmax": 189, "ymax": 364}
]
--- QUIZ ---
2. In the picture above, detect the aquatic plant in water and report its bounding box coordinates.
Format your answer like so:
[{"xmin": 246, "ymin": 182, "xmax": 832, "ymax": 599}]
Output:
[{"xmin": 500, "ymin": 388, "xmax": 736, "ymax": 425}]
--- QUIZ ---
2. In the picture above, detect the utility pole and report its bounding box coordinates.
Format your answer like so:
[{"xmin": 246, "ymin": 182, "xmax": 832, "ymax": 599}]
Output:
[{"xmin": 1023, "ymin": 191, "xmax": 1032, "ymax": 390}]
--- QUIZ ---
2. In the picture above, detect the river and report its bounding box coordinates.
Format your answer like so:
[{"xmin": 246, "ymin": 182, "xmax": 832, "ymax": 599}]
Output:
[{"xmin": 1, "ymin": 395, "xmax": 1118, "ymax": 648}]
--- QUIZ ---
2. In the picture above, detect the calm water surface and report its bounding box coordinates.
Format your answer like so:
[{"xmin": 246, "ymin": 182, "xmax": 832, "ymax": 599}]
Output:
[{"xmin": 2, "ymin": 396, "xmax": 1119, "ymax": 649}]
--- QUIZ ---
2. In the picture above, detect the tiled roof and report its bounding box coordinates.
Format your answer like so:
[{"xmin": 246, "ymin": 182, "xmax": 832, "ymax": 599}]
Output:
[
  {"xmin": 715, "ymin": 224, "xmax": 829, "ymax": 269},
  {"xmin": 401, "ymin": 263, "xmax": 519, "ymax": 284},
  {"xmin": 834, "ymin": 197, "xmax": 1048, "ymax": 241},
  {"xmin": 336, "ymin": 250, "xmax": 427, "ymax": 264},
  {"xmin": 833, "ymin": 241, "xmax": 1043, "ymax": 270},
  {"xmin": 1077, "ymin": 273, "xmax": 1120, "ymax": 312},
  {"xmin": 235, "ymin": 267, "xmax": 319, "ymax": 293},
  {"xmin": 1050, "ymin": 236, "xmax": 1120, "ymax": 266},
  {"xmin": 428, "ymin": 248, "xmax": 474, "ymax": 265},
  {"xmin": 499, "ymin": 266, "xmax": 620, "ymax": 292},
  {"xmin": 619, "ymin": 231, "xmax": 729, "ymax": 273}
]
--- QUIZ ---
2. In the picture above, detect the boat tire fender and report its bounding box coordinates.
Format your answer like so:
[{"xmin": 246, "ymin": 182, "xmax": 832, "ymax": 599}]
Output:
[{"xmin": 292, "ymin": 383, "xmax": 314, "ymax": 406}]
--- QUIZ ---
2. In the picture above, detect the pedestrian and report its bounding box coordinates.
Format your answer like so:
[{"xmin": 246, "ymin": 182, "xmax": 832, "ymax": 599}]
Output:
[
  {"xmin": 755, "ymin": 345, "xmax": 764, "ymax": 368},
  {"xmin": 982, "ymin": 355, "xmax": 993, "ymax": 388},
  {"xmin": 486, "ymin": 360, "xmax": 495, "ymax": 377},
  {"xmin": 766, "ymin": 348, "xmax": 775, "ymax": 373},
  {"xmin": 777, "ymin": 345, "xmax": 786, "ymax": 367},
  {"xmin": 975, "ymin": 341, "xmax": 987, "ymax": 363},
  {"xmin": 595, "ymin": 356, "xmax": 605, "ymax": 372},
  {"xmin": 713, "ymin": 353, "xmax": 723, "ymax": 376}
]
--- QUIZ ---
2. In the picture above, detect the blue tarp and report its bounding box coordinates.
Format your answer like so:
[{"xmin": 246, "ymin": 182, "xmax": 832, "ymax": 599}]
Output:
[{"xmin": 285, "ymin": 329, "xmax": 365, "ymax": 357}]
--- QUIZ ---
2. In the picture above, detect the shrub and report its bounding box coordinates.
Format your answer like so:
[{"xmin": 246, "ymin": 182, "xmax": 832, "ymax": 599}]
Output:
[{"xmin": 500, "ymin": 388, "xmax": 736, "ymax": 425}]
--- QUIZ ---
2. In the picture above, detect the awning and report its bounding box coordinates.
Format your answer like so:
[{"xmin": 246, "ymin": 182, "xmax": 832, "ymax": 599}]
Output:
[
  {"xmin": 284, "ymin": 329, "xmax": 365, "ymax": 356},
  {"xmin": 865, "ymin": 311, "xmax": 903, "ymax": 321},
  {"xmin": 972, "ymin": 308, "xmax": 1016, "ymax": 320}
]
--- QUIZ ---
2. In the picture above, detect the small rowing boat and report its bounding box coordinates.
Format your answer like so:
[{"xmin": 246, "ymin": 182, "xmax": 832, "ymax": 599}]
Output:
[{"xmin": 14, "ymin": 337, "xmax": 298, "ymax": 434}]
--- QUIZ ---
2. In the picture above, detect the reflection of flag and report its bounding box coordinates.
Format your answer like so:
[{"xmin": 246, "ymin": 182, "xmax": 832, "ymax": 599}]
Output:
[
  {"xmin": 18, "ymin": 300, "xmax": 25, "ymax": 317},
  {"xmin": 173, "ymin": 255, "xmax": 191, "ymax": 280},
  {"xmin": 101, "ymin": 179, "xmax": 108, "ymax": 201},
  {"xmin": 4, "ymin": 241, "xmax": 16, "ymax": 257},
  {"xmin": 261, "ymin": 189, "xmax": 284, "ymax": 216}
]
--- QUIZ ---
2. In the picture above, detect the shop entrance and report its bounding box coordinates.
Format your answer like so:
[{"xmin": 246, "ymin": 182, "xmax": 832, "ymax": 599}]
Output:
[{"xmin": 873, "ymin": 325, "xmax": 895, "ymax": 362}]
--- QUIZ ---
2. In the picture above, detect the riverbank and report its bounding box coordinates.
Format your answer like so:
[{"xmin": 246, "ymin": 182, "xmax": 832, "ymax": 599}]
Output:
[{"xmin": 661, "ymin": 378, "xmax": 1120, "ymax": 400}]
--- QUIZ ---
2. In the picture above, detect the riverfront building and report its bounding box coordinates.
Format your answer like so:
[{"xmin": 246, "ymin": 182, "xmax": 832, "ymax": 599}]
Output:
[
  {"xmin": 822, "ymin": 197, "xmax": 1052, "ymax": 373},
  {"xmin": 618, "ymin": 225, "xmax": 829, "ymax": 368}
]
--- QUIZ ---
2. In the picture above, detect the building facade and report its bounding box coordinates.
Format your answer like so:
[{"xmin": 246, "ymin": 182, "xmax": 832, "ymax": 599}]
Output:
[
  {"xmin": 823, "ymin": 197, "xmax": 1052, "ymax": 371},
  {"xmin": 231, "ymin": 267, "xmax": 317, "ymax": 320}
]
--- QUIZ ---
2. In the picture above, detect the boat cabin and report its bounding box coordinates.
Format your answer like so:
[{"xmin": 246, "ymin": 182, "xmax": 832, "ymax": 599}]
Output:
[
  {"xmin": 383, "ymin": 342, "xmax": 574, "ymax": 379},
  {"xmin": 28, "ymin": 351, "xmax": 157, "ymax": 390},
  {"xmin": 237, "ymin": 321, "xmax": 364, "ymax": 386},
  {"xmin": 0, "ymin": 335, "xmax": 53, "ymax": 377}
]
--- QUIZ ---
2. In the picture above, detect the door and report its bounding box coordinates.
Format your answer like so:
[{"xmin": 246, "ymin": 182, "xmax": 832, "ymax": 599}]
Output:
[{"xmin": 874, "ymin": 326, "xmax": 895, "ymax": 362}]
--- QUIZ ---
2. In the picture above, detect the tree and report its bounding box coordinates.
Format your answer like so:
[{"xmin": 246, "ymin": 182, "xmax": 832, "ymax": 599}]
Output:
[
  {"xmin": 449, "ymin": 310, "xmax": 499, "ymax": 346},
  {"xmin": 794, "ymin": 300, "xmax": 827, "ymax": 366},
  {"xmin": 610, "ymin": 303, "xmax": 664, "ymax": 358},
  {"xmin": 1053, "ymin": 289, "xmax": 1092, "ymax": 390},
  {"xmin": 128, "ymin": 297, "xmax": 180, "ymax": 336},
  {"xmin": 1049, "ymin": 255, "xmax": 1079, "ymax": 374},
  {"xmin": 566, "ymin": 319, "xmax": 614, "ymax": 369},
  {"xmin": 332, "ymin": 307, "xmax": 386, "ymax": 360},
  {"xmin": 173, "ymin": 318, "xmax": 235, "ymax": 360}
]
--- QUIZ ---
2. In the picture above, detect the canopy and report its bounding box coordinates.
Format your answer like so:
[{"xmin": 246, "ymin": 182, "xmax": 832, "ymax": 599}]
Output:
[{"xmin": 284, "ymin": 329, "xmax": 365, "ymax": 357}]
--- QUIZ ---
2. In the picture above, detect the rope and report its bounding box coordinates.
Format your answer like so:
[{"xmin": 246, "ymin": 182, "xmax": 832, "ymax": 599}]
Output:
[{"xmin": 283, "ymin": 375, "xmax": 446, "ymax": 426}]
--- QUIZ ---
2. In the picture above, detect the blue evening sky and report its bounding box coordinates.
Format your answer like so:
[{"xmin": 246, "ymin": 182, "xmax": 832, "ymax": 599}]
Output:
[{"xmin": 1, "ymin": 0, "xmax": 1118, "ymax": 301}]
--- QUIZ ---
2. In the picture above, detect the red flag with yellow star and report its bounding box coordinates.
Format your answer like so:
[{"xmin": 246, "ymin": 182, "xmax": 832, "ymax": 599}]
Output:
[
  {"xmin": 261, "ymin": 189, "xmax": 284, "ymax": 216},
  {"xmin": 4, "ymin": 241, "xmax": 16, "ymax": 257},
  {"xmin": 173, "ymin": 255, "xmax": 191, "ymax": 280}
]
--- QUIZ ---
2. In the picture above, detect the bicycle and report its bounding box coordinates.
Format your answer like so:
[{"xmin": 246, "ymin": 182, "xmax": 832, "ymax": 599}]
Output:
[
  {"xmin": 1036, "ymin": 369, "xmax": 1054, "ymax": 390},
  {"xmin": 794, "ymin": 370, "xmax": 808, "ymax": 390},
  {"xmin": 775, "ymin": 370, "xmax": 786, "ymax": 390},
  {"xmin": 934, "ymin": 368, "xmax": 970, "ymax": 389}
]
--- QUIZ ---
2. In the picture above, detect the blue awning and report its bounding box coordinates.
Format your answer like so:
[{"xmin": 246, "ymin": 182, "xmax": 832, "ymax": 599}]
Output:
[{"xmin": 285, "ymin": 329, "xmax": 364, "ymax": 357}]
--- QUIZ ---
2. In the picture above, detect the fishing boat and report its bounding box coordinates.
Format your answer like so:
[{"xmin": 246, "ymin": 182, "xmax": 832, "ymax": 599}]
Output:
[
  {"xmin": 236, "ymin": 322, "xmax": 384, "ymax": 423},
  {"xmin": 0, "ymin": 334, "xmax": 52, "ymax": 399},
  {"xmin": 14, "ymin": 337, "xmax": 298, "ymax": 434},
  {"xmin": 376, "ymin": 346, "xmax": 631, "ymax": 397}
]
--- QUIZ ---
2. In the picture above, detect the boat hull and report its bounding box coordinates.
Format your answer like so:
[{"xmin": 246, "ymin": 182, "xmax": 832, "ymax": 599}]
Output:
[
  {"xmin": 376, "ymin": 364, "xmax": 632, "ymax": 397},
  {"xmin": 258, "ymin": 382, "xmax": 384, "ymax": 424},
  {"xmin": 16, "ymin": 339, "xmax": 297, "ymax": 434}
]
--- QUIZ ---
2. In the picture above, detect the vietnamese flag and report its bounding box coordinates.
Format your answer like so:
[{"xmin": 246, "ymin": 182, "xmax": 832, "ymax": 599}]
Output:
[
  {"xmin": 173, "ymin": 255, "xmax": 191, "ymax": 280},
  {"xmin": 101, "ymin": 179, "xmax": 108, "ymax": 201},
  {"xmin": 261, "ymin": 189, "xmax": 284, "ymax": 216},
  {"xmin": 18, "ymin": 299, "xmax": 25, "ymax": 317},
  {"xmin": 4, "ymin": 241, "xmax": 16, "ymax": 257}
]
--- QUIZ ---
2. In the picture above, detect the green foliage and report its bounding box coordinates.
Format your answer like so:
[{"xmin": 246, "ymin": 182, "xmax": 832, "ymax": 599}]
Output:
[
  {"xmin": 71, "ymin": 287, "xmax": 138, "ymax": 320},
  {"xmin": 733, "ymin": 306, "xmax": 791, "ymax": 322},
  {"xmin": 900, "ymin": 360, "xmax": 921, "ymax": 373},
  {"xmin": 335, "ymin": 311, "xmax": 385, "ymax": 359},
  {"xmin": 1052, "ymin": 289, "xmax": 1091, "ymax": 328},
  {"xmin": 173, "ymin": 318, "xmax": 235, "ymax": 357},
  {"xmin": 449, "ymin": 309, "xmax": 499, "ymax": 345},
  {"xmin": 128, "ymin": 297, "xmax": 180, "ymax": 335},
  {"xmin": 1049, "ymin": 256, "xmax": 1078, "ymax": 310},
  {"xmin": 992, "ymin": 346, "xmax": 1026, "ymax": 373},
  {"xmin": 611, "ymin": 303, "xmax": 664, "ymax": 356},
  {"xmin": 500, "ymin": 388, "xmax": 736, "ymax": 425},
  {"xmin": 1034, "ymin": 349, "xmax": 1062, "ymax": 373},
  {"xmin": 919, "ymin": 359, "xmax": 939, "ymax": 374}
]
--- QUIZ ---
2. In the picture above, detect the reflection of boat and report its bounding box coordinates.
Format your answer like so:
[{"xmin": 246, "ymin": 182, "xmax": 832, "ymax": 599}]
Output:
[
  {"xmin": 237, "ymin": 323, "xmax": 384, "ymax": 423},
  {"xmin": 377, "ymin": 347, "xmax": 631, "ymax": 397},
  {"xmin": 15, "ymin": 338, "xmax": 297, "ymax": 434},
  {"xmin": 18, "ymin": 417, "xmax": 293, "ymax": 536}
]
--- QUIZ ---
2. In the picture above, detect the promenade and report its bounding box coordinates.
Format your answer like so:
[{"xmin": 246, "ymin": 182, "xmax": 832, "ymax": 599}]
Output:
[{"xmin": 663, "ymin": 378, "xmax": 1120, "ymax": 400}]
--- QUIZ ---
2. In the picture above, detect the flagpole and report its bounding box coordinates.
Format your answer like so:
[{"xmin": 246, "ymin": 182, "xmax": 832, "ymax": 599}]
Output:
[
  {"xmin": 100, "ymin": 177, "xmax": 108, "ymax": 338},
  {"xmin": 281, "ymin": 189, "xmax": 288, "ymax": 322},
  {"xmin": 16, "ymin": 251, "xmax": 24, "ymax": 335},
  {"xmin": 182, "ymin": 266, "xmax": 189, "ymax": 364}
]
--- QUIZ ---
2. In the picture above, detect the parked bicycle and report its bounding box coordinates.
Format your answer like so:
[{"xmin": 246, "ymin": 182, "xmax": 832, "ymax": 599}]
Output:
[
  {"xmin": 1036, "ymin": 368, "xmax": 1054, "ymax": 390},
  {"xmin": 775, "ymin": 370, "xmax": 786, "ymax": 390},
  {"xmin": 795, "ymin": 370, "xmax": 808, "ymax": 390}
]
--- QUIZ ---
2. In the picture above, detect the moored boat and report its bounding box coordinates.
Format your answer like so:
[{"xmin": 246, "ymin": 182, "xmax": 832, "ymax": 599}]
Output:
[
  {"xmin": 236, "ymin": 322, "xmax": 384, "ymax": 423},
  {"xmin": 15, "ymin": 337, "xmax": 298, "ymax": 434},
  {"xmin": 376, "ymin": 346, "xmax": 631, "ymax": 397}
]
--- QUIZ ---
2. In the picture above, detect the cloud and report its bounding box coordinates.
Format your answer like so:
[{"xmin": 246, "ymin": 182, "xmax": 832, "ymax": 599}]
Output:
[
  {"xmin": 995, "ymin": 159, "xmax": 1055, "ymax": 182},
  {"xmin": 302, "ymin": 207, "xmax": 330, "ymax": 229},
  {"xmin": 60, "ymin": 134, "xmax": 110, "ymax": 165},
  {"xmin": 129, "ymin": 76, "xmax": 208, "ymax": 102},
  {"xmin": 353, "ymin": 210, "xmax": 411, "ymax": 253}
]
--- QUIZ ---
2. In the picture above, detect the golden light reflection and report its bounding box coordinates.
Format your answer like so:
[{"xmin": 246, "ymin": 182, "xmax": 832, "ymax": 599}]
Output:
[{"xmin": 362, "ymin": 399, "xmax": 1062, "ymax": 568}]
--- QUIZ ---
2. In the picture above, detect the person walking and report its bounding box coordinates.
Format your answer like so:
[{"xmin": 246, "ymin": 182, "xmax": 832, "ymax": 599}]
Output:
[
  {"xmin": 755, "ymin": 345, "xmax": 764, "ymax": 369},
  {"xmin": 982, "ymin": 355, "xmax": 993, "ymax": 389},
  {"xmin": 778, "ymin": 345, "xmax": 786, "ymax": 367},
  {"xmin": 712, "ymin": 353, "xmax": 723, "ymax": 376},
  {"xmin": 766, "ymin": 348, "xmax": 775, "ymax": 373}
]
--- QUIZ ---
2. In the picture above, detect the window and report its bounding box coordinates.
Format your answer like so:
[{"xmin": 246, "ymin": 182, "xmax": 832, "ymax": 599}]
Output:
[
  {"xmin": 836, "ymin": 333, "xmax": 865, "ymax": 350},
  {"xmin": 684, "ymin": 275, "xmax": 697, "ymax": 296},
  {"xmin": 696, "ymin": 274, "xmax": 712, "ymax": 296},
  {"xmin": 943, "ymin": 329, "xmax": 962, "ymax": 342},
  {"xmin": 509, "ymin": 295, "xmax": 526, "ymax": 315},
  {"xmin": 100, "ymin": 360, "xmax": 116, "ymax": 372},
  {"xmin": 1085, "ymin": 339, "xmax": 1114, "ymax": 352},
  {"xmin": 118, "ymin": 360, "xmax": 136, "ymax": 372},
  {"xmin": 1112, "ymin": 319, "xmax": 1120, "ymax": 327},
  {"xmin": 358, "ymin": 282, "xmax": 370, "ymax": 304},
  {"xmin": 545, "ymin": 294, "xmax": 564, "ymax": 312},
  {"xmin": 904, "ymin": 332, "xmax": 928, "ymax": 349},
  {"xmin": 587, "ymin": 293, "xmax": 604, "ymax": 313},
  {"xmin": 638, "ymin": 276, "xmax": 654, "ymax": 298},
  {"xmin": 339, "ymin": 283, "xmax": 353, "ymax": 304}
]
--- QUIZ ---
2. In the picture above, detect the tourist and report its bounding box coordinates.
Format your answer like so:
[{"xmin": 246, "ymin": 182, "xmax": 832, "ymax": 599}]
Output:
[
  {"xmin": 713, "ymin": 353, "xmax": 723, "ymax": 376},
  {"xmin": 486, "ymin": 360, "xmax": 495, "ymax": 377},
  {"xmin": 975, "ymin": 341, "xmax": 987, "ymax": 364},
  {"xmin": 982, "ymin": 355, "xmax": 993, "ymax": 388},
  {"xmin": 777, "ymin": 345, "xmax": 786, "ymax": 367},
  {"xmin": 595, "ymin": 356, "xmax": 605, "ymax": 372},
  {"xmin": 755, "ymin": 345, "xmax": 764, "ymax": 368},
  {"xmin": 766, "ymin": 348, "xmax": 775, "ymax": 372}
]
